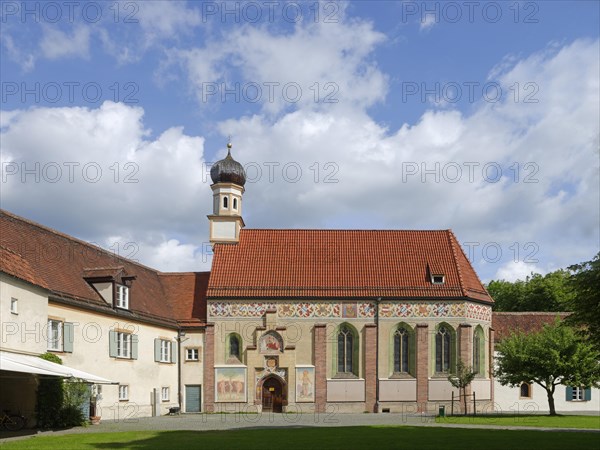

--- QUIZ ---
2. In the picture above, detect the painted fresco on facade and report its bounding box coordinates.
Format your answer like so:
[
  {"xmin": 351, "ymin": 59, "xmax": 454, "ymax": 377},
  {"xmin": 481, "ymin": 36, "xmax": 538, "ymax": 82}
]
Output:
[
  {"xmin": 215, "ymin": 367, "xmax": 247, "ymax": 402},
  {"xmin": 259, "ymin": 331, "xmax": 283, "ymax": 353},
  {"xmin": 296, "ymin": 367, "xmax": 315, "ymax": 402},
  {"xmin": 208, "ymin": 301, "xmax": 492, "ymax": 321}
]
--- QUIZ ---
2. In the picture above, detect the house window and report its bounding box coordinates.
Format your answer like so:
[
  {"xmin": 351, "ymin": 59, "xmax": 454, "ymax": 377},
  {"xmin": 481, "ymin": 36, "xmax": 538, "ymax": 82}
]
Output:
[
  {"xmin": 47, "ymin": 319, "xmax": 63, "ymax": 351},
  {"xmin": 116, "ymin": 285, "xmax": 129, "ymax": 309},
  {"xmin": 160, "ymin": 340, "xmax": 171, "ymax": 362},
  {"xmin": 435, "ymin": 325, "xmax": 452, "ymax": 373},
  {"xmin": 567, "ymin": 386, "xmax": 591, "ymax": 402},
  {"xmin": 186, "ymin": 348, "xmax": 199, "ymax": 361},
  {"xmin": 520, "ymin": 382, "xmax": 532, "ymax": 398},
  {"xmin": 337, "ymin": 325, "xmax": 355, "ymax": 374},
  {"xmin": 10, "ymin": 298, "xmax": 18, "ymax": 314},
  {"xmin": 119, "ymin": 385, "xmax": 129, "ymax": 401},
  {"xmin": 393, "ymin": 327, "xmax": 409, "ymax": 373},
  {"xmin": 233, "ymin": 198, "xmax": 238, "ymax": 210},
  {"xmin": 223, "ymin": 196, "xmax": 228, "ymax": 209},
  {"xmin": 117, "ymin": 332, "xmax": 132, "ymax": 358},
  {"xmin": 161, "ymin": 387, "xmax": 170, "ymax": 402}
]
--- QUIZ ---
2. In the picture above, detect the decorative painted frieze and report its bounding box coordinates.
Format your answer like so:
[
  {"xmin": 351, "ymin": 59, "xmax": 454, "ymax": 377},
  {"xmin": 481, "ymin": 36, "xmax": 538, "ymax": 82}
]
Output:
[{"xmin": 208, "ymin": 301, "xmax": 491, "ymax": 321}]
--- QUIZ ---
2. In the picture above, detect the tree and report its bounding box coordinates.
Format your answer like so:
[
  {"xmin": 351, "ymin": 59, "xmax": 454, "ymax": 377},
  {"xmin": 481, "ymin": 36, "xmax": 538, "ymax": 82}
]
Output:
[
  {"xmin": 566, "ymin": 252, "xmax": 600, "ymax": 351},
  {"xmin": 447, "ymin": 359, "xmax": 476, "ymax": 415},
  {"xmin": 487, "ymin": 270, "xmax": 573, "ymax": 312},
  {"xmin": 495, "ymin": 320, "xmax": 600, "ymax": 415}
]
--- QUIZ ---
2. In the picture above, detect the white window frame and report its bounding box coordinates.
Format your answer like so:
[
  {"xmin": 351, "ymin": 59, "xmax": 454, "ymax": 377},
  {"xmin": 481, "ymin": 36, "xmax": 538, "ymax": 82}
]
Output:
[
  {"xmin": 117, "ymin": 332, "xmax": 132, "ymax": 358},
  {"xmin": 10, "ymin": 297, "xmax": 18, "ymax": 314},
  {"xmin": 47, "ymin": 319, "xmax": 63, "ymax": 351},
  {"xmin": 161, "ymin": 387, "xmax": 170, "ymax": 402},
  {"xmin": 116, "ymin": 284, "xmax": 129, "ymax": 309},
  {"xmin": 572, "ymin": 387, "xmax": 584, "ymax": 401},
  {"xmin": 186, "ymin": 348, "xmax": 199, "ymax": 361},
  {"xmin": 160, "ymin": 340, "xmax": 171, "ymax": 362},
  {"xmin": 119, "ymin": 385, "xmax": 129, "ymax": 401}
]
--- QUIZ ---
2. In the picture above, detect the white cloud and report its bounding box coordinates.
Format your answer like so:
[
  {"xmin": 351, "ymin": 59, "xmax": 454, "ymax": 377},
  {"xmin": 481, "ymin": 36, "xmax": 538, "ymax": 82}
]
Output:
[
  {"xmin": 1, "ymin": 102, "xmax": 212, "ymax": 271},
  {"xmin": 494, "ymin": 261, "xmax": 545, "ymax": 282},
  {"xmin": 1, "ymin": 33, "xmax": 35, "ymax": 72},
  {"xmin": 175, "ymin": 10, "xmax": 388, "ymax": 114},
  {"xmin": 420, "ymin": 14, "xmax": 437, "ymax": 31},
  {"xmin": 39, "ymin": 25, "xmax": 91, "ymax": 60}
]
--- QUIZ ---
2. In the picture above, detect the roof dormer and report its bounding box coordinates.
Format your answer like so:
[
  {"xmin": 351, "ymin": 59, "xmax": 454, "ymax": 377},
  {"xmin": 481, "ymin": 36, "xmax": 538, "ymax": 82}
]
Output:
[{"xmin": 83, "ymin": 266, "xmax": 136, "ymax": 308}]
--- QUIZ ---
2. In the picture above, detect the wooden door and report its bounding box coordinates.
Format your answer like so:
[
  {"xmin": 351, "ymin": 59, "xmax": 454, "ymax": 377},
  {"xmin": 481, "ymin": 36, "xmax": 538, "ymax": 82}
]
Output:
[{"xmin": 262, "ymin": 377, "xmax": 283, "ymax": 413}]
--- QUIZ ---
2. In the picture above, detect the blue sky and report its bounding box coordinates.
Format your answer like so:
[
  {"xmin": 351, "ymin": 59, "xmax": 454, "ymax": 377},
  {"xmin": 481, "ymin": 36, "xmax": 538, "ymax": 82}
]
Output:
[{"xmin": 1, "ymin": 1, "xmax": 599, "ymax": 282}]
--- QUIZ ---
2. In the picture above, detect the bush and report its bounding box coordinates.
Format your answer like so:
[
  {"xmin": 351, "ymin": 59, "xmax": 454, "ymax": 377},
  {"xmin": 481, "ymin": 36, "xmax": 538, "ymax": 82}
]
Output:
[{"xmin": 36, "ymin": 353, "xmax": 89, "ymax": 428}]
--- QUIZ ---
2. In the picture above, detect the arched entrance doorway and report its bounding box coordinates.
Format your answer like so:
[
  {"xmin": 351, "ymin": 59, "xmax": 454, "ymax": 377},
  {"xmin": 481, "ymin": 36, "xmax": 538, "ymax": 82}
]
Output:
[{"xmin": 262, "ymin": 375, "xmax": 285, "ymax": 413}]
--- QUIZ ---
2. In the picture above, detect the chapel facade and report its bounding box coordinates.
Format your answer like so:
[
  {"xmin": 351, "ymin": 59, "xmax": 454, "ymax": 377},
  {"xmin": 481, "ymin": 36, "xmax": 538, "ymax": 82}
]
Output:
[{"xmin": 203, "ymin": 145, "xmax": 494, "ymax": 414}]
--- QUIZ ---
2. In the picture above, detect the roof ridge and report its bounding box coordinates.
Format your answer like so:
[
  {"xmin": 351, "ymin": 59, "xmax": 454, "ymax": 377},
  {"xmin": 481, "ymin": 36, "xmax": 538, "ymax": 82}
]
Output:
[
  {"xmin": 242, "ymin": 228, "xmax": 451, "ymax": 232},
  {"xmin": 446, "ymin": 230, "xmax": 467, "ymax": 297},
  {"xmin": 448, "ymin": 229, "xmax": 491, "ymax": 299},
  {"xmin": 0, "ymin": 209, "xmax": 164, "ymax": 275}
]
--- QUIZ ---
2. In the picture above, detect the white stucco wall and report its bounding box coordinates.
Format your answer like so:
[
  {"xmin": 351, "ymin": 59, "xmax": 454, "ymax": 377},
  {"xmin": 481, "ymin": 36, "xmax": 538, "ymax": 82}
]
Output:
[
  {"xmin": 492, "ymin": 351, "xmax": 600, "ymax": 413},
  {"xmin": 1, "ymin": 274, "xmax": 49, "ymax": 355},
  {"xmin": 47, "ymin": 303, "xmax": 180, "ymax": 419}
]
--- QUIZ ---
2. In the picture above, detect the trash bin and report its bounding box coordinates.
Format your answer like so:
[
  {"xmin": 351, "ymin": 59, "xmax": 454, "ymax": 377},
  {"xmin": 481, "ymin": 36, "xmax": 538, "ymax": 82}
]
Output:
[{"xmin": 438, "ymin": 405, "xmax": 445, "ymax": 417}]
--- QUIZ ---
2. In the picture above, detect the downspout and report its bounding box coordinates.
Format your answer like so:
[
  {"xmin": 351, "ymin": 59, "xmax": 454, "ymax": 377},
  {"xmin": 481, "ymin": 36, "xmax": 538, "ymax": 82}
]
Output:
[
  {"xmin": 375, "ymin": 297, "xmax": 381, "ymax": 413},
  {"xmin": 177, "ymin": 330, "xmax": 184, "ymax": 410}
]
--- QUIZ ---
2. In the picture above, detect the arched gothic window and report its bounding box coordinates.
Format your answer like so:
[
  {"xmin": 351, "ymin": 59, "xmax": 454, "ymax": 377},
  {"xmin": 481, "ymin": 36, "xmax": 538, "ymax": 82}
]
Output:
[
  {"xmin": 473, "ymin": 327, "xmax": 485, "ymax": 375},
  {"xmin": 229, "ymin": 334, "xmax": 240, "ymax": 360},
  {"xmin": 223, "ymin": 196, "xmax": 228, "ymax": 208},
  {"xmin": 435, "ymin": 325, "xmax": 452, "ymax": 373},
  {"xmin": 337, "ymin": 325, "xmax": 354, "ymax": 374},
  {"xmin": 394, "ymin": 327, "xmax": 409, "ymax": 373}
]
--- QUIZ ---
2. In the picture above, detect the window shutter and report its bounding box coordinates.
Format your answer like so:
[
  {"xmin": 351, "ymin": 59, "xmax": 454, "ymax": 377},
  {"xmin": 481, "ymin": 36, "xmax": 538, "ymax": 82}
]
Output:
[
  {"xmin": 154, "ymin": 339, "xmax": 161, "ymax": 362},
  {"xmin": 63, "ymin": 322, "xmax": 74, "ymax": 353},
  {"xmin": 565, "ymin": 386, "xmax": 573, "ymax": 401},
  {"xmin": 584, "ymin": 387, "xmax": 592, "ymax": 401},
  {"xmin": 131, "ymin": 334, "xmax": 139, "ymax": 360},
  {"xmin": 109, "ymin": 330, "xmax": 117, "ymax": 357},
  {"xmin": 171, "ymin": 342, "xmax": 177, "ymax": 364}
]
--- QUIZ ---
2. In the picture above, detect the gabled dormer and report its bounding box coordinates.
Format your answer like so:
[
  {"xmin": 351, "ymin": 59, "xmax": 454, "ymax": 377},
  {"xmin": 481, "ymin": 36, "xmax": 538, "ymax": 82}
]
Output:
[{"xmin": 83, "ymin": 267, "xmax": 136, "ymax": 309}]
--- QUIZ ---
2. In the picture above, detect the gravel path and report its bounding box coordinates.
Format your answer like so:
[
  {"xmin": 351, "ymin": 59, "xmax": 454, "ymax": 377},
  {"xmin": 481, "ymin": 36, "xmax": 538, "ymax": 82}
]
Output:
[{"xmin": 1, "ymin": 413, "xmax": 598, "ymax": 443}]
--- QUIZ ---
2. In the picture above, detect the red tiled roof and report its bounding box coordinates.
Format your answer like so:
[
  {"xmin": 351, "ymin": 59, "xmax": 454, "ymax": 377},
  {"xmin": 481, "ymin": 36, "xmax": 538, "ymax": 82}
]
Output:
[
  {"xmin": 160, "ymin": 272, "xmax": 210, "ymax": 325},
  {"xmin": 0, "ymin": 210, "xmax": 207, "ymax": 325},
  {"xmin": 492, "ymin": 312, "xmax": 570, "ymax": 342},
  {"xmin": 0, "ymin": 245, "xmax": 49, "ymax": 290},
  {"xmin": 207, "ymin": 229, "xmax": 493, "ymax": 302}
]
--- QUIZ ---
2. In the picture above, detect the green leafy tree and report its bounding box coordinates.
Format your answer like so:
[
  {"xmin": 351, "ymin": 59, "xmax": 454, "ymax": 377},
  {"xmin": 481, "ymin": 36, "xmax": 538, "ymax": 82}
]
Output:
[
  {"xmin": 447, "ymin": 360, "xmax": 476, "ymax": 415},
  {"xmin": 566, "ymin": 252, "xmax": 600, "ymax": 351},
  {"xmin": 487, "ymin": 270, "xmax": 574, "ymax": 312},
  {"xmin": 495, "ymin": 320, "xmax": 600, "ymax": 415}
]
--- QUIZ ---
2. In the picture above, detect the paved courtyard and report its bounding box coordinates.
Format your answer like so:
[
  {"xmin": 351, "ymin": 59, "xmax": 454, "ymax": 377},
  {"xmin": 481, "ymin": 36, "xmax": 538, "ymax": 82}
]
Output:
[{"xmin": 1, "ymin": 411, "xmax": 599, "ymax": 444}]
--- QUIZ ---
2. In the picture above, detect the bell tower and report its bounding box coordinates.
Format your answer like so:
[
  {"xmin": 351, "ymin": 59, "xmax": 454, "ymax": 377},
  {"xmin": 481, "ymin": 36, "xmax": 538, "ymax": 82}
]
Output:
[{"xmin": 208, "ymin": 142, "xmax": 246, "ymax": 246}]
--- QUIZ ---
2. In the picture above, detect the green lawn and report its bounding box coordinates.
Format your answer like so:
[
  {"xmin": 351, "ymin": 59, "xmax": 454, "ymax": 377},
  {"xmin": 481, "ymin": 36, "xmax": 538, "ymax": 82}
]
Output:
[
  {"xmin": 436, "ymin": 414, "xmax": 600, "ymax": 429},
  {"xmin": 1, "ymin": 426, "xmax": 599, "ymax": 450}
]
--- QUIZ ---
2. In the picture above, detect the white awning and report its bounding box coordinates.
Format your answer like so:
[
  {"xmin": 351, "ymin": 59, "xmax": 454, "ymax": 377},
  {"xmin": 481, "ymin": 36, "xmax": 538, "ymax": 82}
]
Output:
[{"xmin": 0, "ymin": 351, "xmax": 116, "ymax": 384}]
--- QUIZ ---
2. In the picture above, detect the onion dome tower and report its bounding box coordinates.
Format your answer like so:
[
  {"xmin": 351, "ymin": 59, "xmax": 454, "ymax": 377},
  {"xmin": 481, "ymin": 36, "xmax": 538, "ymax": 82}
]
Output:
[{"xmin": 208, "ymin": 142, "xmax": 246, "ymax": 246}]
